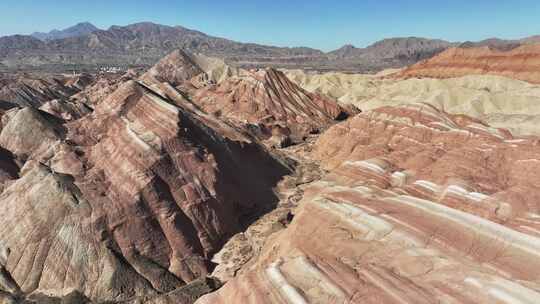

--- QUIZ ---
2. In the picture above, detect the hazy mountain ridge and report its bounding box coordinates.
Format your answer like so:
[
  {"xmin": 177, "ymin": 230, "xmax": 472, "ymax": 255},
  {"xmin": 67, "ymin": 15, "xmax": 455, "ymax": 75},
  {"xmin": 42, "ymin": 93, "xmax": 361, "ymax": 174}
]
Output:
[
  {"xmin": 327, "ymin": 37, "xmax": 456, "ymax": 71},
  {"xmin": 31, "ymin": 22, "xmax": 99, "ymax": 41},
  {"xmin": 1, "ymin": 21, "xmax": 539, "ymax": 72}
]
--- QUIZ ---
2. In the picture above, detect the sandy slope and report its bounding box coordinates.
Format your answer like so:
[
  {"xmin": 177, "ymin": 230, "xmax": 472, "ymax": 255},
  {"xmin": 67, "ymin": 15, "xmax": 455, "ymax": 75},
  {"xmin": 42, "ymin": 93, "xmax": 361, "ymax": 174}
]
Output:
[{"xmin": 285, "ymin": 69, "xmax": 540, "ymax": 136}]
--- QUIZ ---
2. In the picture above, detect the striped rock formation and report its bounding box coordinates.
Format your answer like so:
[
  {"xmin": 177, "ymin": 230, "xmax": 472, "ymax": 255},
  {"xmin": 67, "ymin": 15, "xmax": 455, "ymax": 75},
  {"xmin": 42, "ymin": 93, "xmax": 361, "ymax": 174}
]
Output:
[
  {"xmin": 197, "ymin": 103, "xmax": 540, "ymax": 304},
  {"xmin": 191, "ymin": 68, "xmax": 352, "ymax": 146},
  {"xmin": 140, "ymin": 49, "xmax": 353, "ymax": 147},
  {"xmin": 0, "ymin": 73, "xmax": 93, "ymax": 108},
  {"xmin": 0, "ymin": 77, "xmax": 290, "ymax": 302},
  {"xmin": 141, "ymin": 49, "xmax": 242, "ymax": 88},
  {"xmin": 70, "ymin": 69, "xmax": 139, "ymax": 108},
  {"xmin": 400, "ymin": 44, "xmax": 540, "ymax": 84}
]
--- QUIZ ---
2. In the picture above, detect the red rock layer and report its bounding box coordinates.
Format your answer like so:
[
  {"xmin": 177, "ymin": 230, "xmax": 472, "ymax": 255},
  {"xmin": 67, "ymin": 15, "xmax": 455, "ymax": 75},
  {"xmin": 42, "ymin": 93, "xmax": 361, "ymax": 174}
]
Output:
[
  {"xmin": 0, "ymin": 78, "xmax": 289, "ymax": 302},
  {"xmin": 0, "ymin": 73, "xmax": 93, "ymax": 108},
  {"xmin": 400, "ymin": 44, "xmax": 540, "ymax": 84},
  {"xmin": 141, "ymin": 50, "xmax": 204, "ymax": 86},
  {"xmin": 71, "ymin": 70, "xmax": 138, "ymax": 107},
  {"xmin": 198, "ymin": 103, "xmax": 540, "ymax": 304},
  {"xmin": 191, "ymin": 68, "xmax": 352, "ymax": 145}
]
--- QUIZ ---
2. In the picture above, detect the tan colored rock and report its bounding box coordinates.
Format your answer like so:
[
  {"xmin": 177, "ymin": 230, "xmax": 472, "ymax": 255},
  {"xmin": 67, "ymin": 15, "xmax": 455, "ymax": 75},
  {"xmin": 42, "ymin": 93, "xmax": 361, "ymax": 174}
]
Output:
[{"xmin": 285, "ymin": 69, "xmax": 540, "ymax": 136}]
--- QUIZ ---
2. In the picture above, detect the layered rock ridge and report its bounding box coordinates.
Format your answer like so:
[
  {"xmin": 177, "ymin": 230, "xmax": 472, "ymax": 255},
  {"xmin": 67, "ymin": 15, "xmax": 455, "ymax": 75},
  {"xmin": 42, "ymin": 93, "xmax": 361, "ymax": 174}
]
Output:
[
  {"xmin": 141, "ymin": 49, "xmax": 353, "ymax": 147},
  {"xmin": 400, "ymin": 44, "xmax": 540, "ymax": 84},
  {"xmin": 0, "ymin": 69, "xmax": 290, "ymax": 302},
  {"xmin": 197, "ymin": 104, "xmax": 540, "ymax": 303}
]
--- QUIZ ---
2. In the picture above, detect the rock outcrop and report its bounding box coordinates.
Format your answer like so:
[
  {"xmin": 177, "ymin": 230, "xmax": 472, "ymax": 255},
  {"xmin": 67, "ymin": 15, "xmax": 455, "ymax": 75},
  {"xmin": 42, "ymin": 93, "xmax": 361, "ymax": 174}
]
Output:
[
  {"xmin": 0, "ymin": 75, "xmax": 290, "ymax": 302},
  {"xmin": 0, "ymin": 73, "xmax": 98, "ymax": 122},
  {"xmin": 0, "ymin": 74, "xmax": 92, "ymax": 107},
  {"xmin": 197, "ymin": 104, "xmax": 540, "ymax": 303},
  {"xmin": 191, "ymin": 68, "xmax": 352, "ymax": 146},
  {"xmin": 400, "ymin": 44, "xmax": 540, "ymax": 84},
  {"xmin": 8, "ymin": 45, "xmax": 540, "ymax": 303},
  {"xmin": 141, "ymin": 50, "xmax": 242, "ymax": 87},
  {"xmin": 140, "ymin": 50, "xmax": 353, "ymax": 147},
  {"xmin": 141, "ymin": 50, "xmax": 204, "ymax": 86}
]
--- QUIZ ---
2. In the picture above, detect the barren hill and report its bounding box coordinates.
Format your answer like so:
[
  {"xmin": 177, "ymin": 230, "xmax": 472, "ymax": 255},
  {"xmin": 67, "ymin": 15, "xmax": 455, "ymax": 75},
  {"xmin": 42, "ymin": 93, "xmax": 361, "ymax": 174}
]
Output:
[{"xmin": 400, "ymin": 44, "xmax": 540, "ymax": 84}]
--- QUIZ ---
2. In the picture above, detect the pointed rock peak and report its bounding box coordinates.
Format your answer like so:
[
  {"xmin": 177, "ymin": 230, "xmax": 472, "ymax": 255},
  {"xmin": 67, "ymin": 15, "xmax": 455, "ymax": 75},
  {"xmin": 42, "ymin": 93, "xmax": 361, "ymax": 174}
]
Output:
[
  {"xmin": 339, "ymin": 44, "xmax": 357, "ymax": 50},
  {"xmin": 31, "ymin": 21, "xmax": 100, "ymax": 41},
  {"xmin": 71, "ymin": 22, "xmax": 98, "ymax": 30},
  {"xmin": 191, "ymin": 65, "xmax": 354, "ymax": 147},
  {"xmin": 142, "ymin": 49, "xmax": 204, "ymax": 86},
  {"xmin": 142, "ymin": 50, "xmax": 243, "ymax": 86}
]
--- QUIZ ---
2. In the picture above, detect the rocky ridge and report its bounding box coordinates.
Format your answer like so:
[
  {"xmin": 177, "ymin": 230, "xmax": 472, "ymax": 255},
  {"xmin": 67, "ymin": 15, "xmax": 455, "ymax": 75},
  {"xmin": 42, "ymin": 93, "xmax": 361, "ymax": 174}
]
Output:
[
  {"xmin": 31, "ymin": 22, "xmax": 100, "ymax": 41},
  {"xmin": 399, "ymin": 44, "xmax": 540, "ymax": 84},
  {"xmin": 7, "ymin": 22, "xmax": 540, "ymax": 73},
  {"xmin": 2, "ymin": 45, "xmax": 540, "ymax": 303},
  {"xmin": 0, "ymin": 49, "xmax": 348, "ymax": 303},
  {"xmin": 197, "ymin": 103, "xmax": 540, "ymax": 304}
]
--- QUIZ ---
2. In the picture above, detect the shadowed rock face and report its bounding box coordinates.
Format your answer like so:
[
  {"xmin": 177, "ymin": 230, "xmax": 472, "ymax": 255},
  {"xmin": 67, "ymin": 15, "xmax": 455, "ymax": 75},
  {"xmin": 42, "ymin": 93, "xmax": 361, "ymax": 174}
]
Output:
[
  {"xmin": 400, "ymin": 44, "xmax": 540, "ymax": 84},
  {"xmin": 197, "ymin": 104, "xmax": 540, "ymax": 304},
  {"xmin": 0, "ymin": 76, "xmax": 290, "ymax": 302}
]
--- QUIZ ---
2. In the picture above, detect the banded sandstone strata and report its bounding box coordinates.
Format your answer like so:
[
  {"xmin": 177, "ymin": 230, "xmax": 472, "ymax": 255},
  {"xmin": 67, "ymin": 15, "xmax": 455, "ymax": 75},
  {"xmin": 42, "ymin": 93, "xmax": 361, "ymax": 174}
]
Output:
[
  {"xmin": 400, "ymin": 44, "xmax": 540, "ymax": 84},
  {"xmin": 0, "ymin": 76, "xmax": 290, "ymax": 302},
  {"xmin": 141, "ymin": 50, "xmax": 353, "ymax": 147},
  {"xmin": 190, "ymin": 68, "xmax": 353, "ymax": 146},
  {"xmin": 197, "ymin": 104, "xmax": 540, "ymax": 304}
]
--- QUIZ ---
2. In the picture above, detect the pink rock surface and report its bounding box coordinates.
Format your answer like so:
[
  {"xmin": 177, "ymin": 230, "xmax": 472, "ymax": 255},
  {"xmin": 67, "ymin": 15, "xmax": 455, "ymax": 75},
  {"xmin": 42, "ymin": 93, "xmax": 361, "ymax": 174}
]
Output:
[
  {"xmin": 198, "ymin": 104, "xmax": 540, "ymax": 304},
  {"xmin": 0, "ymin": 76, "xmax": 289, "ymax": 302},
  {"xmin": 399, "ymin": 44, "xmax": 540, "ymax": 84},
  {"xmin": 191, "ymin": 68, "xmax": 352, "ymax": 145}
]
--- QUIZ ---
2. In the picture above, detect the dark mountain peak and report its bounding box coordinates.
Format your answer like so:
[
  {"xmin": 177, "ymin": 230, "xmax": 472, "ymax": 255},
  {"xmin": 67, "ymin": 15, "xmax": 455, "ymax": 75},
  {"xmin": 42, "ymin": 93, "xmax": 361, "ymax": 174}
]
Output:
[
  {"xmin": 76, "ymin": 21, "xmax": 97, "ymax": 27},
  {"xmin": 521, "ymin": 35, "xmax": 540, "ymax": 44},
  {"xmin": 327, "ymin": 44, "xmax": 362, "ymax": 59},
  {"xmin": 338, "ymin": 44, "xmax": 357, "ymax": 50},
  {"xmin": 31, "ymin": 22, "xmax": 99, "ymax": 41},
  {"xmin": 105, "ymin": 22, "xmax": 203, "ymax": 39},
  {"xmin": 326, "ymin": 37, "xmax": 455, "ymax": 70},
  {"xmin": 368, "ymin": 37, "xmax": 451, "ymax": 49},
  {"xmin": 122, "ymin": 21, "xmax": 169, "ymax": 29},
  {"xmin": 459, "ymin": 38, "xmax": 522, "ymax": 51}
]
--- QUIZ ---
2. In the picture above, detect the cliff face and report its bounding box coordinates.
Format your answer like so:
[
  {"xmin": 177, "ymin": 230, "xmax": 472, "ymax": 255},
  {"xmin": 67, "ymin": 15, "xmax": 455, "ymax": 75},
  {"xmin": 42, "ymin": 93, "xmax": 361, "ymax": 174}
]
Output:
[
  {"xmin": 400, "ymin": 44, "xmax": 540, "ymax": 84},
  {"xmin": 197, "ymin": 104, "xmax": 540, "ymax": 304}
]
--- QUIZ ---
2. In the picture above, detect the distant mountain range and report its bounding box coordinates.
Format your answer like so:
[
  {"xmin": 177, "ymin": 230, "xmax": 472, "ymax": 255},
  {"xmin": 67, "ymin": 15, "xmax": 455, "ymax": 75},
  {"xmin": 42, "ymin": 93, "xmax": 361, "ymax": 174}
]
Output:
[
  {"xmin": 327, "ymin": 37, "xmax": 454, "ymax": 69},
  {"xmin": 1, "ymin": 21, "xmax": 538, "ymax": 73},
  {"xmin": 31, "ymin": 22, "xmax": 100, "ymax": 41}
]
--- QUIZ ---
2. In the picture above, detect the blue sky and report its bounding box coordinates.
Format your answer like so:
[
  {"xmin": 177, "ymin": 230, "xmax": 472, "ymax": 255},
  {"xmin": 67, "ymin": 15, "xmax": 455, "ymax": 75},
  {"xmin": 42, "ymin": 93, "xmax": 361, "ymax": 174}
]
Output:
[{"xmin": 1, "ymin": 0, "xmax": 540, "ymax": 51}]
